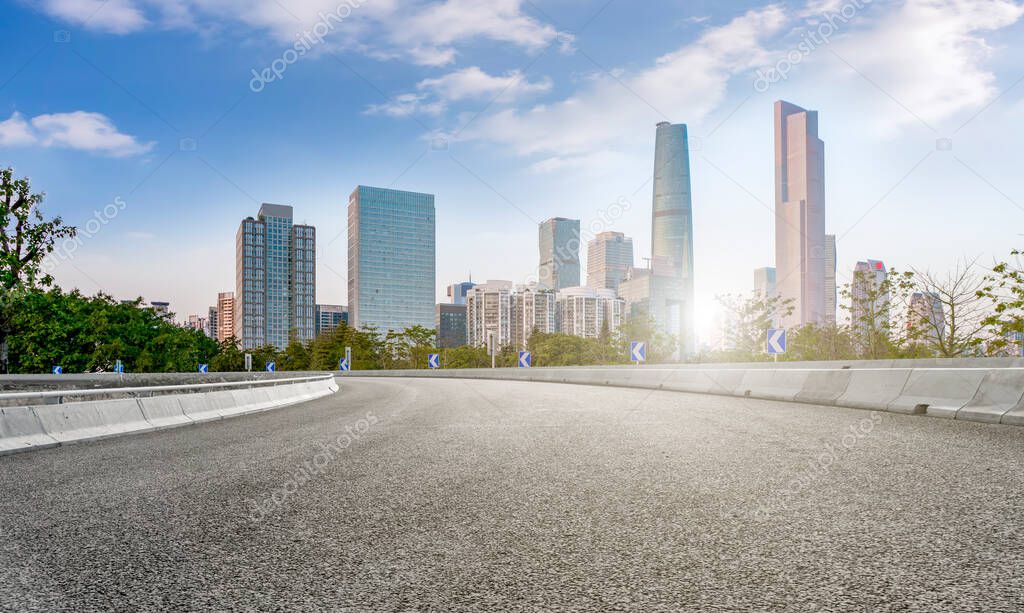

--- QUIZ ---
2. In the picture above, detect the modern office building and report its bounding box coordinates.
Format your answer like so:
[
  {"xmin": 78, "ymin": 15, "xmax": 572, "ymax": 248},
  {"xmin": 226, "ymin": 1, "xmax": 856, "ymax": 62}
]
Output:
[
  {"xmin": 908, "ymin": 292, "xmax": 944, "ymax": 346},
  {"xmin": 315, "ymin": 304, "xmax": 348, "ymax": 335},
  {"xmin": 436, "ymin": 303, "xmax": 468, "ymax": 348},
  {"xmin": 774, "ymin": 100, "xmax": 826, "ymax": 328},
  {"xmin": 616, "ymin": 122, "xmax": 696, "ymax": 357},
  {"xmin": 235, "ymin": 204, "xmax": 316, "ymax": 350},
  {"xmin": 466, "ymin": 280, "xmax": 513, "ymax": 348},
  {"xmin": 446, "ymin": 281, "xmax": 476, "ymax": 305},
  {"xmin": 512, "ymin": 284, "xmax": 556, "ymax": 350},
  {"xmin": 216, "ymin": 291, "xmax": 234, "ymax": 342},
  {"xmin": 851, "ymin": 260, "xmax": 888, "ymax": 333},
  {"xmin": 754, "ymin": 267, "xmax": 777, "ymax": 299},
  {"xmin": 824, "ymin": 234, "xmax": 837, "ymax": 324},
  {"xmin": 206, "ymin": 305, "xmax": 218, "ymax": 339},
  {"xmin": 538, "ymin": 217, "xmax": 581, "ymax": 290},
  {"xmin": 587, "ymin": 231, "xmax": 634, "ymax": 292},
  {"xmin": 348, "ymin": 186, "xmax": 435, "ymax": 332},
  {"xmin": 555, "ymin": 286, "xmax": 624, "ymax": 339}
]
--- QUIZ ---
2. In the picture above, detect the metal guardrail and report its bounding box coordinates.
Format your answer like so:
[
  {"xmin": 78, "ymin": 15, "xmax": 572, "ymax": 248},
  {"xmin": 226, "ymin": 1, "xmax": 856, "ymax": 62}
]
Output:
[{"xmin": 0, "ymin": 374, "xmax": 336, "ymax": 403}]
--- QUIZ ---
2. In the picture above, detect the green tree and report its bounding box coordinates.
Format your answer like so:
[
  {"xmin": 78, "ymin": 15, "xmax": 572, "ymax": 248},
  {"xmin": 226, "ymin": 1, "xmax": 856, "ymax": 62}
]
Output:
[
  {"xmin": 785, "ymin": 323, "xmax": 857, "ymax": 362},
  {"xmin": 1, "ymin": 168, "xmax": 77, "ymax": 372},
  {"xmin": 842, "ymin": 268, "xmax": 915, "ymax": 359},
  {"xmin": 280, "ymin": 333, "xmax": 311, "ymax": 370},
  {"xmin": 707, "ymin": 293, "xmax": 794, "ymax": 362}
]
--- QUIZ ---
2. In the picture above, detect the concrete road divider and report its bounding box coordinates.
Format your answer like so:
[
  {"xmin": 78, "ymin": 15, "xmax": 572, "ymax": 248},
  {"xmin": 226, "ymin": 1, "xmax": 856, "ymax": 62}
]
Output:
[
  {"xmin": 0, "ymin": 406, "xmax": 58, "ymax": 453},
  {"xmin": 956, "ymin": 370, "xmax": 1024, "ymax": 424},
  {"xmin": 0, "ymin": 374, "xmax": 338, "ymax": 456},
  {"xmin": 737, "ymin": 369, "xmax": 810, "ymax": 402},
  {"xmin": 835, "ymin": 370, "xmax": 914, "ymax": 412},
  {"xmin": 795, "ymin": 370, "xmax": 853, "ymax": 406},
  {"xmin": 350, "ymin": 363, "xmax": 1021, "ymax": 427},
  {"xmin": 887, "ymin": 369, "xmax": 988, "ymax": 418},
  {"xmin": 138, "ymin": 396, "xmax": 193, "ymax": 429}
]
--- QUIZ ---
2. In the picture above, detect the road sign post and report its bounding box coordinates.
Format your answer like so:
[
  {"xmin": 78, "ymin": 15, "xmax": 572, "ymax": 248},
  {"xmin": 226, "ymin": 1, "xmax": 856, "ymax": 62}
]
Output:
[
  {"xmin": 630, "ymin": 341, "xmax": 647, "ymax": 364},
  {"xmin": 345, "ymin": 347, "xmax": 352, "ymax": 372},
  {"xmin": 244, "ymin": 353, "xmax": 252, "ymax": 372},
  {"xmin": 767, "ymin": 328, "xmax": 787, "ymax": 360},
  {"xmin": 518, "ymin": 351, "xmax": 531, "ymax": 368},
  {"xmin": 488, "ymin": 332, "xmax": 497, "ymax": 369}
]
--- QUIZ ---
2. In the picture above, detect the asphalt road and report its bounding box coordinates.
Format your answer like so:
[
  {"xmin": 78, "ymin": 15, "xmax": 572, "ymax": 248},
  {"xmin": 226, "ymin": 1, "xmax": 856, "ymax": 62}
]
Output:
[{"xmin": 1, "ymin": 377, "xmax": 1022, "ymax": 612}]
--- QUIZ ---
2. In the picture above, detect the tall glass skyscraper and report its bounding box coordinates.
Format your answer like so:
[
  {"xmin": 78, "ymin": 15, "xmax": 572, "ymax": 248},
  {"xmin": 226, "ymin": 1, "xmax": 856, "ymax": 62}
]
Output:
[
  {"xmin": 347, "ymin": 186, "xmax": 436, "ymax": 332},
  {"xmin": 235, "ymin": 203, "xmax": 316, "ymax": 350},
  {"xmin": 651, "ymin": 122, "xmax": 695, "ymax": 356}
]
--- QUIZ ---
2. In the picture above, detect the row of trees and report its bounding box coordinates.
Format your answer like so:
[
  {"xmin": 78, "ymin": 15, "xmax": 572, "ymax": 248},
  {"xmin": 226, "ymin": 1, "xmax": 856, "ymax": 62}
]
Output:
[{"xmin": 706, "ymin": 257, "xmax": 1024, "ymax": 362}]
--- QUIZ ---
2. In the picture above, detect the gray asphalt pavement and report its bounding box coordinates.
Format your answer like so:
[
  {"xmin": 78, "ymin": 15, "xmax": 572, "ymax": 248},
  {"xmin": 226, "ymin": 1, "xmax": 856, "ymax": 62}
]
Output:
[{"xmin": 1, "ymin": 377, "xmax": 1022, "ymax": 611}]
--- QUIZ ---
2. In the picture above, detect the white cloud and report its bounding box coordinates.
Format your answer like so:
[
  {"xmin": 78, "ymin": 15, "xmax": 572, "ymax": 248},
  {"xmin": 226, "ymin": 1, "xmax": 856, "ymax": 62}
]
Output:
[
  {"xmin": 0, "ymin": 112, "xmax": 36, "ymax": 146},
  {"xmin": 32, "ymin": 0, "xmax": 570, "ymax": 67},
  {"xmin": 811, "ymin": 0, "xmax": 1024, "ymax": 129},
  {"xmin": 419, "ymin": 66, "xmax": 551, "ymax": 101},
  {"xmin": 0, "ymin": 111, "xmax": 154, "ymax": 156},
  {"xmin": 368, "ymin": 66, "xmax": 551, "ymax": 116},
  {"xmin": 460, "ymin": 5, "xmax": 788, "ymax": 157},
  {"xmin": 39, "ymin": 0, "xmax": 148, "ymax": 33},
  {"xmin": 366, "ymin": 93, "xmax": 446, "ymax": 117}
]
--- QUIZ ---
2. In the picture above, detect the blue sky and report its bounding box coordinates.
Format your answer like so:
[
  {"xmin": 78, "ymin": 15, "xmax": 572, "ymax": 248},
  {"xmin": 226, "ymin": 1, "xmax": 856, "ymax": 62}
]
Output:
[{"xmin": 3, "ymin": 0, "xmax": 1024, "ymax": 342}]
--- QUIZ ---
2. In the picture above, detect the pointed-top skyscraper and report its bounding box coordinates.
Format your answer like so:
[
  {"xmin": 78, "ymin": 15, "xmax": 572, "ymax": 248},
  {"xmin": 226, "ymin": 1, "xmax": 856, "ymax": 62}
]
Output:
[{"xmin": 774, "ymin": 100, "xmax": 826, "ymax": 328}]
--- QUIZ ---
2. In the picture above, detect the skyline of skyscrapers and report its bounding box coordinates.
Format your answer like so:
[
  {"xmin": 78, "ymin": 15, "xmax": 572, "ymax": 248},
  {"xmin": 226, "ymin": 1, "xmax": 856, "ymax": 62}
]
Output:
[
  {"xmin": 538, "ymin": 217, "xmax": 581, "ymax": 291},
  {"xmin": 174, "ymin": 99, "xmax": 892, "ymax": 355},
  {"xmin": 348, "ymin": 186, "xmax": 436, "ymax": 332},
  {"xmin": 235, "ymin": 203, "xmax": 316, "ymax": 350},
  {"xmin": 774, "ymin": 100, "xmax": 826, "ymax": 329}
]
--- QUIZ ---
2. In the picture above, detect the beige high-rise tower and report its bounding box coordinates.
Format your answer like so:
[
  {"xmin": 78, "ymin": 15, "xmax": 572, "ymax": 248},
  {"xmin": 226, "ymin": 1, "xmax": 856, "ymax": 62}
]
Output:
[{"xmin": 774, "ymin": 101, "xmax": 826, "ymax": 328}]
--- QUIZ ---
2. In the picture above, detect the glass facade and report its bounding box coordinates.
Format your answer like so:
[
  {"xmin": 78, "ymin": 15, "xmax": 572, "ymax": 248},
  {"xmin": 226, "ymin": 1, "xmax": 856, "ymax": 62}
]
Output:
[
  {"xmin": 235, "ymin": 204, "xmax": 315, "ymax": 350},
  {"xmin": 538, "ymin": 217, "xmax": 581, "ymax": 290},
  {"xmin": 348, "ymin": 186, "xmax": 436, "ymax": 332},
  {"xmin": 651, "ymin": 122, "xmax": 695, "ymax": 356}
]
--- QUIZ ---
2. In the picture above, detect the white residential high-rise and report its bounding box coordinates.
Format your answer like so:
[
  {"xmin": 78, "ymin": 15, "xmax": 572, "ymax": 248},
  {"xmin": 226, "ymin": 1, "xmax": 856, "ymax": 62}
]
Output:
[
  {"xmin": 824, "ymin": 234, "xmax": 837, "ymax": 325},
  {"xmin": 775, "ymin": 101, "xmax": 826, "ymax": 328},
  {"xmin": 587, "ymin": 231, "xmax": 634, "ymax": 292},
  {"xmin": 851, "ymin": 260, "xmax": 888, "ymax": 334},
  {"xmin": 512, "ymin": 284, "xmax": 556, "ymax": 350},
  {"xmin": 466, "ymin": 280, "xmax": 514, "ymax": 348},
  {"xmin": 555, "ymin": 287, "xmax": 624, "ymax": 339}
]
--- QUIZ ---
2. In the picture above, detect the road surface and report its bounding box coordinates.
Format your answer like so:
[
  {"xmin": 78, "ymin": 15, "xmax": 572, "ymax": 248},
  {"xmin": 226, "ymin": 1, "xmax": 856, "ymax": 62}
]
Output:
[{"xmin": 1, "ymin": 377, "xmax": 1022, "ymax": 611}]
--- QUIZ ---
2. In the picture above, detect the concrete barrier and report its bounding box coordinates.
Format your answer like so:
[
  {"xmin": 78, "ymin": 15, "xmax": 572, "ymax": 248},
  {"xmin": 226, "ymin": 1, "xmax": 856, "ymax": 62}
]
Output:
[
  {"xmin": 0, "ymin": 376, "xmax": 337, "ymax": 456},
  {"xmin": 835, "ymin": 370, "xmax": 913, "ymax": 412},
  {"xmin": 138, "ymin": 396, "xmax": 193, "ymax": 429},
  {"xmin": 956, "ymin": 370, "xmax": 1024, "ymax": 424},
  {"xmin": 795, "ymin": 370, "xmax": 853, "ymax": 406},
  {"xmin": 736, "ymin": 369, "xmax": 810, "ymax": 402},
  {"xmin": 887, "ymin": 369, "xmax": 988, "ymax": 418},
  {"xmin": 0, "ymin": 406, "xmax": 58, "ymax": 453}
]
